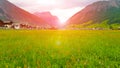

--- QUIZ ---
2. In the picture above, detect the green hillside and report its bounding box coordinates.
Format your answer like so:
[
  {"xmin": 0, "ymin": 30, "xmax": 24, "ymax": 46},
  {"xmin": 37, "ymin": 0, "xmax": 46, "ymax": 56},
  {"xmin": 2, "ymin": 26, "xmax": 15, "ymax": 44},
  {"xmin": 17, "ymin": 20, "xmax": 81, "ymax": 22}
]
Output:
[{"xmin": 66, "ymin": 0, "xmax": 120, "ymax": 29}]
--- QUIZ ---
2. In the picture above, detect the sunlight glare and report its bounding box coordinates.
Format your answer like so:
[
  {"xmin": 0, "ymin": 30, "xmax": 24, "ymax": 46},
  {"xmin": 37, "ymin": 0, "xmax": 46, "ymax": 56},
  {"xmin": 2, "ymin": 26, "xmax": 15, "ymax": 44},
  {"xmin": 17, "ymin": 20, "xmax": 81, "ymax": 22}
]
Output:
[
  {"xmin": 50, "ymin": 7, "xmax": 83, "ymax": 24},
  {"xmin": 56, "ymin": 40, "xmax": 61, "ymax": 46}
]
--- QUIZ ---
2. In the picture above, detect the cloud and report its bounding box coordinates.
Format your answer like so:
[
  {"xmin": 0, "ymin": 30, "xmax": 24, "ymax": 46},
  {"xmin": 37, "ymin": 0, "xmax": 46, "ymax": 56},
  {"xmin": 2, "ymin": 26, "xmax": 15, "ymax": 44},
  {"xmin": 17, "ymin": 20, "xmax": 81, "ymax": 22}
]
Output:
[{"xmin": 8, "ymin": 0, "xmax": 101, "ymax": 12}]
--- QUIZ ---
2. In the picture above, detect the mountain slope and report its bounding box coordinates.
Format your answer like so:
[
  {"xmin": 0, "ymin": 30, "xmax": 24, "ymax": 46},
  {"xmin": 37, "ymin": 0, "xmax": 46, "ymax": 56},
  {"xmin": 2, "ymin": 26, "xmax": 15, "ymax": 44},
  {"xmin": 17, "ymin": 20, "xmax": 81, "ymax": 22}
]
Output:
[
  {"xmin": 67, "ymin": 0, "xmax": 120, "ymax": 27},
  {"xmin": 0, "ymin": 0, "xmax": 48, "ymax": 26},
  {"xmin": 34, "ymin": 12, "xmax": 60, "ymax": 27}
]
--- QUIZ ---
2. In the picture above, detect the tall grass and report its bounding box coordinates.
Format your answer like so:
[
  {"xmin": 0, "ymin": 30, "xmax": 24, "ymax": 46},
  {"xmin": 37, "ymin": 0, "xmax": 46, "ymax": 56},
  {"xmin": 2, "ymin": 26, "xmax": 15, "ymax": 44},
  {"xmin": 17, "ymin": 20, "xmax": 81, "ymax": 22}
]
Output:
[{"xmin": 0, "ymin": 30, "xmax": 120, "ymax": 68}]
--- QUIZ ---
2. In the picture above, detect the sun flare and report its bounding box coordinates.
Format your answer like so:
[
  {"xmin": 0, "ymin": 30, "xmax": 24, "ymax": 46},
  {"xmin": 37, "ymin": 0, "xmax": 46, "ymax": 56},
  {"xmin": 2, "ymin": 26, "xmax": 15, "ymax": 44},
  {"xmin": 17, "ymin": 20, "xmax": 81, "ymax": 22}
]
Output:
[{"xmin": 50, "ymin": 7, "xmax": 83, "ymax": 24}]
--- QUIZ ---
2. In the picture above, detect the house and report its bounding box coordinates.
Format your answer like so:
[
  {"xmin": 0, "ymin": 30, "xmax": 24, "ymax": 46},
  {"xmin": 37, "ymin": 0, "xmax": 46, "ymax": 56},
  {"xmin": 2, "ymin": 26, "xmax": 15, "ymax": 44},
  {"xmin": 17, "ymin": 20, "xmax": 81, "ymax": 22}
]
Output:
[
  {"xmin": 12, "ymin": 23, "xmax": 20, "ymax": 29},
  {"xmin": 3, "ymin": 21, "xmax": 13, "ymax": 28},
  {"xmin": 0, "ymin": 19, "xmax": 4, "ymax": 27},
  {"xmin": 0, "ymin": 19, "xmax": 14, "ymax": 29}
]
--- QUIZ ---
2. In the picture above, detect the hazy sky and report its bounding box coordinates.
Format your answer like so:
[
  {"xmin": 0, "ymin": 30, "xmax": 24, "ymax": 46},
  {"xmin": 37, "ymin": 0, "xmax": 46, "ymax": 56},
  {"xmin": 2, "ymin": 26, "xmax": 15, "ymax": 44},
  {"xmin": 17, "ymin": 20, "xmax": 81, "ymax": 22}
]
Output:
[{"xmin": 8, "ymin": 0, "xmax": 101, "ymax": 23}]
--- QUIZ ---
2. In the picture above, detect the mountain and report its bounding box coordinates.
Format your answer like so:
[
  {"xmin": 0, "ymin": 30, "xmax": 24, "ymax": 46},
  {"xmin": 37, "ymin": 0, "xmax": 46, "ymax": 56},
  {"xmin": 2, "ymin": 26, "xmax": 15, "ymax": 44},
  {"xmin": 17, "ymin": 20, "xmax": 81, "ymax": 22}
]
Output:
[
  {"xmin": 34, "ymin": 12, "xmax": 60, "ymax": 27},
  {"xmin": 0, "ymin": 0, "xmax": 48, "ymax": 26},
  {"xmin": 67, "ymin": 0, "xmax": 120, "ymax": 28}
]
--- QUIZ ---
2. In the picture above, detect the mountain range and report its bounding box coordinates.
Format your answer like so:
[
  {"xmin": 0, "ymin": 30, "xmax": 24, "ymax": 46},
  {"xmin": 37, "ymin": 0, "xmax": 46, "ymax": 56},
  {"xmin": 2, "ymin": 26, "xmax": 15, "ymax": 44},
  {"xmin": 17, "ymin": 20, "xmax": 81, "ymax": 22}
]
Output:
[
  {"xmin": 0, "ymin": 0, "xmax": 48, "ymax": 26},
  {"xmin": 0, "ymin": 0, "xmax": 120, "ymax": 29},
  {"xmin": 67, "ymin": 0, "xmax": 120, "ymax": 28},
  {"xmin": 34, "ymin": 12, "xmax": 60, "ymax": 27}
]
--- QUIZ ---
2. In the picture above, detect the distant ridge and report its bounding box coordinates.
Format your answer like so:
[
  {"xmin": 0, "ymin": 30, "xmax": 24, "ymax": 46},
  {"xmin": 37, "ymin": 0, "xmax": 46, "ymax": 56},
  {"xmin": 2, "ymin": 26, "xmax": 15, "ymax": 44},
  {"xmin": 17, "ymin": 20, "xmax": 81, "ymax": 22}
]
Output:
[{"xmin": 34, "ymin": 12, "xmax": 60, "ymax": 27}]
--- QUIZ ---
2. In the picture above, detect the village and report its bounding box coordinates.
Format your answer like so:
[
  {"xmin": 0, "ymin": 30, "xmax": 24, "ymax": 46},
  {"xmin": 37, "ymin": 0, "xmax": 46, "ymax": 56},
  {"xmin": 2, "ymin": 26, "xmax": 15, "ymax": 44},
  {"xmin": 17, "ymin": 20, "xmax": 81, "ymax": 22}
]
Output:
[
  {"xmin": 0, "ymin": 19, "xmax": 57, "ymax": 30},
  {"xmin": 1, "ymin": 19, "xmax": 120, "ymax": 30}
]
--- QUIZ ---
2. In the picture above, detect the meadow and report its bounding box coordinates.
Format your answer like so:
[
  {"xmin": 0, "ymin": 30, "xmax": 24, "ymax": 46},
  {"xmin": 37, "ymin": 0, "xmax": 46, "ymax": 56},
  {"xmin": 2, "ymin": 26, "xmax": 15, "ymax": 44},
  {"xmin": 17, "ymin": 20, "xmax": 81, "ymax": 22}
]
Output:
[{"xmin": 0, "ymin": 30, "xmax": 120, "ymax": 68}]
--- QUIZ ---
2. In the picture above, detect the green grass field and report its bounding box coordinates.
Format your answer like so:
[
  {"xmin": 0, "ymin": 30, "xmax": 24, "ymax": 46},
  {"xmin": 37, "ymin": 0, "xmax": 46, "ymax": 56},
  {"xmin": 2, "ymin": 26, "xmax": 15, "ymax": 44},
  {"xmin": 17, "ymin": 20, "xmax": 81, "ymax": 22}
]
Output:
[{"xmin": 0, "ymin": 30, "xmax": 120, "ymax": 68}]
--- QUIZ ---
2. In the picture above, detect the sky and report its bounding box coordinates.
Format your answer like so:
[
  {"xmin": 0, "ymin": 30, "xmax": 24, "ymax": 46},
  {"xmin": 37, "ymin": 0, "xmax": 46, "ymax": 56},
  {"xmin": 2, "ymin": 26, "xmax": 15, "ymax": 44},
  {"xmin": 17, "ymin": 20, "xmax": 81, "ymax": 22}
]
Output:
[{"xmin": 8, "ymin": 0, "xmax": 101, "ymax": 23}]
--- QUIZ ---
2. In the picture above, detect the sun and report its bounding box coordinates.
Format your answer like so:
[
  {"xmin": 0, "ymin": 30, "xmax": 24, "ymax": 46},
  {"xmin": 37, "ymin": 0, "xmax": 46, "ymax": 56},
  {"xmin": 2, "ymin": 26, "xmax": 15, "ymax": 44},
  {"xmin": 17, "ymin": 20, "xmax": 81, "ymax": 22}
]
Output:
[
  {"xmin": 59, "ymin": 17, "xmax": 67, "ymax": 25},
  {"xmin": 50, "ymin": 7, "xmax": 83, "ymax": 25}
]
